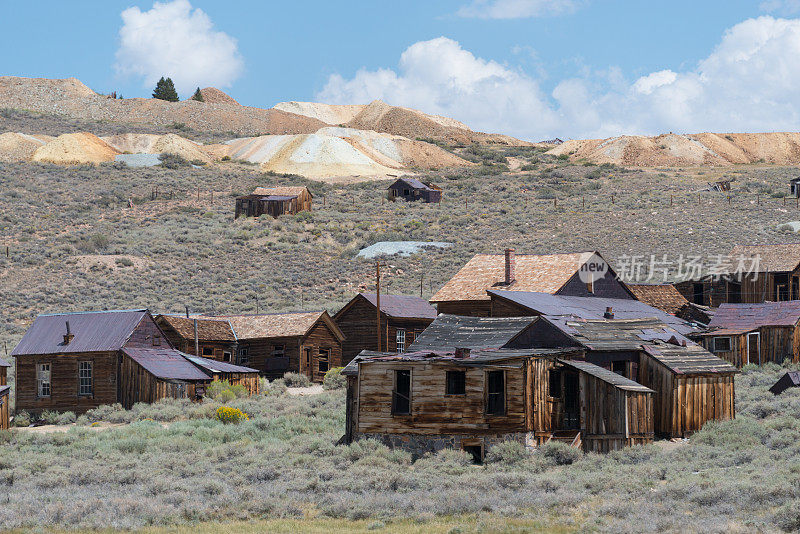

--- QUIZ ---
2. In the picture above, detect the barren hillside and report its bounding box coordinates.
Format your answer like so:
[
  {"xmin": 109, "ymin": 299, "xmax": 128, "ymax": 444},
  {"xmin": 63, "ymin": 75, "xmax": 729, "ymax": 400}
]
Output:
[{"xmin": 548, "ymin": 132, "xmax": 800, "ymax": 166}]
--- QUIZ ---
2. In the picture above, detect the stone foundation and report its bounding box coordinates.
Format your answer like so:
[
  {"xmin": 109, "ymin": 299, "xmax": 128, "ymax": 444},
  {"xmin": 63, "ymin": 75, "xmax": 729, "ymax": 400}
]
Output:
[{"xmin": 355, "ymin": 431, "xmax": 538, "ymax": 459}]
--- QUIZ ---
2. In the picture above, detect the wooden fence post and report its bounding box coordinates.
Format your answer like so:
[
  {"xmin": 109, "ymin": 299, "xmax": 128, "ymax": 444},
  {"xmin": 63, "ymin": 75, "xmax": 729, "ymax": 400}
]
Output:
[
  {"xmin": 670, "ymin": 195, "xmax": 673, "ymax": 207},
  {"xmin": 582, "ymin": 197, "xmax": 585, "ymax": 210},
  {"xmin": 554, "ymin": 198, "xmax": 557, "ymax": 209},
  {"xmin": 197, "ymin": 188, "xmax": 200, "ymax": 202},
  {"xmin": 611, "ymin": 194, "xmax": 615, "ymax": 205}
]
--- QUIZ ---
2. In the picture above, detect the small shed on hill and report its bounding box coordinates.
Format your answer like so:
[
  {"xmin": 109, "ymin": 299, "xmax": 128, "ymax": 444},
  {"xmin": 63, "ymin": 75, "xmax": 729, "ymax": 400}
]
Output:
[
  {"xmin": 334, "ymin": 293, "xmax": 438, "ymax": 363},
  {"xmin": 119, "ymin": 347, "xmax": 212, "ymax": 408},
  {"xmin": 387, "ymin": 178, "xmax": 442, "ymax": 203},
  {"xmin": 0, "ymin": 356, "xmax": 9, "ymax": 386},
  {"xmin": 155, "ymin": 315, "xmax": 238, "ymax": 361},
  {"xmin": 791, "ymin": 177, "xmax": 800, "ymax": 198},
  {"xmin": 235, "ymin": 186, "xmax": 312, "ymax": 218},
  {"xmin": 700, "ymin": 301, "xmax": 800, "ymax": 367}
]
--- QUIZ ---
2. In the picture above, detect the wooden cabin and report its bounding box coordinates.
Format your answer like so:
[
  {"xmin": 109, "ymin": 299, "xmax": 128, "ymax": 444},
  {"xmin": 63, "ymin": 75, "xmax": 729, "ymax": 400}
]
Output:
[
  {"xmin": 0, "ymin": 356, "xmax": 8, "ymax": 386},
  {"xmin": 791, "ymin": 177, "xmax": 800, "ymax": 198},
  {"xmin": 430, "ymin": 249, "xmax": 635, "ymax": 317},
  {"xmin": 700, "ymin": 301, "xmax": 800, "ymax": 367},
  {"xmin": 235, "ymin": 186, "xmax": 312, "ymax": 219},
  {"xmin": 203, "ymin": 311, "xmax": 345, "ymax": 382},
  {"xmin": 334, "ymin": 293, "xmax": 438, "ymax": 364},
  {"xmin": 387, "ymin": 178, "xmax": 442, "ymax": 203},
  {"xmin": 11, "ymin": 310, "xmax": 259, "ymax": 415},
  {"xmin": 526, "ymin": 316, "xmax": 737, "ymax": 437},
  {"xmin": 343, "ymin": 347, "xmax": 654, "ymax": 457},
  {"xmin": 155, "ymin": 315, "xmax": 237, "ymax": 361},
  {"xmin": 626, "ymin": 283, "xmax": 690, "ymax": 316}
]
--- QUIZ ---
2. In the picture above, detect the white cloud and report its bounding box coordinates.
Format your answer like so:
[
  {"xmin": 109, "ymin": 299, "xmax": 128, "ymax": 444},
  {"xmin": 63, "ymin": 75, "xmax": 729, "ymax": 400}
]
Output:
[
  {"xmin": 115, "ymin": 0, "xmax": 243, "ymax": 96},
  {"xmin": 457, "ymin": 0, "xmax": 583, "ymax": 19},
  {"xmin": 318, "ymin": 17, "xmax": 800, "ymax": 141},
  {"xmin": 760, "ymin": 0, "xmax": 800, "ymax": 15}
]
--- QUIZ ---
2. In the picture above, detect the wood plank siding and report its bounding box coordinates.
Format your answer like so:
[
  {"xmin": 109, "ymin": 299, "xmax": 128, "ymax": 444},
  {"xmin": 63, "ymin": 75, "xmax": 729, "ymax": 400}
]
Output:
[
  {"xmin": 118, "ymin": 353, "xmax": 207, "ymax": 409},
  {"xmin": 702, "ymin": 325, "xmax": 800, "ymax": 367}
]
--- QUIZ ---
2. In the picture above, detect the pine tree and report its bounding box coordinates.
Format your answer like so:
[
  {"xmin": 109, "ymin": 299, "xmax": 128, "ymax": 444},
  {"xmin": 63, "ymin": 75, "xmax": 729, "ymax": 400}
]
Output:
[
  {"xmin": 152, "ymin": 77, "xmax": 179, "ymax": 102},
  {"xmin": 190, "ymin": 87, "xmax": 204, "ymax": 102}
]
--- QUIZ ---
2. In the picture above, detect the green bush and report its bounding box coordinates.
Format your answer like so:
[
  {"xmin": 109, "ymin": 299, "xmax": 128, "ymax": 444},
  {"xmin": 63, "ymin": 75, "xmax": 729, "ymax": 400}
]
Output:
[
  {"xmin": 39, "ymin": 410, "xmax": 61, "ymax": 425},
  {"xmin": 215, "ymin": 406, "xmax": 249, "ymax": 424},
  {"xmin": 540, "ymin": 441, "xmax": 582, "ymax": 465},
  {"xmin": 14, "ymin": 411, "xmax": 30, "ymax": 427},
  {"xmin": 206, "ymin": 379, "xmax": 248, "ymax": 401},
  {"xmin": 264, "ymin": 378, "xmax": 288, "ymax": 396},
  {"xmin": 284, "ymin": 372, "xmax": 311, "ymax": 388},
  {"xmin": 323, "ymin": 367, "xmax": 346, "ymax": 390},
  {"xmin": 485, "ymin": 440, "xmax": 530, "ymax": 466}
]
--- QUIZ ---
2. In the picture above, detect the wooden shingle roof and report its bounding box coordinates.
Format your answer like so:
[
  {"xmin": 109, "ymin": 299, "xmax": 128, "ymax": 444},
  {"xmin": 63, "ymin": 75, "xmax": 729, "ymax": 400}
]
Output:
[
  {"xmin": 430, "ymin": 251, "xmax": 607, "ymax": 303},
  {"xmin": 156, "ymin": 315, "xmax": 236, "ymax": 342},
  {"xmin": 202, "ymin": 311, "xmax": 343, "ymax": 341},
  {"xmin": 252, "ymin": 186, "xmax": 310, "ymax": 198},
  {"xmin": 627, "ymin": 284, "xmax": 689, "ymax": 315},
  {"xmin": 558, "ymin": 359, "xmax": 654, "ymax": 392},
  {"xmin": 335, "ymin": 293, "xmax": 438, "ymax": 321},
  {"xmin": 729, "ymin": 243, "xmax": 800, "ymax": 273},
  {"xmin": 642, "ymin": 342, "xmax": 737, "ymax": 375}
]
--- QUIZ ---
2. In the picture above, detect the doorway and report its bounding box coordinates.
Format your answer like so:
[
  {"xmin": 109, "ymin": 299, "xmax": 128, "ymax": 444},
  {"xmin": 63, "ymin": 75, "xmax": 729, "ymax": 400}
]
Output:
[
  {"xmin": 747, "ymin": 333, "xmax": 760, "ymax": 365},
  {"xmin": 563, "ymin": 372, "xmax": 579, "ymax": 430},
  {"xmin": 461, "ymin": 443, "xmax": 484, "ymax": 464},
  {"xmin": 303, "ymin": 348, "xmax": 313, "ymax": 379}
]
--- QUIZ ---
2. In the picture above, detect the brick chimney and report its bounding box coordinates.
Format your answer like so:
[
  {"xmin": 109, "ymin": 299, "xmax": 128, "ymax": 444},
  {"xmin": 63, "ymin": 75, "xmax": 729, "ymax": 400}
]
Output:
[
  {"xmin": 454, "ymin": 347, "xmax": 471, "ymax": 359},
  {"xmin": 603, "ymin": 307, "xmax": 614, "ymax": 319},
  {"xmin": 504, "ymin": 248, "xmax": 516, "ymax": 285},
  {"xmin": 63, "ymin": 321, "xmax": 74, "ymax": 345}
]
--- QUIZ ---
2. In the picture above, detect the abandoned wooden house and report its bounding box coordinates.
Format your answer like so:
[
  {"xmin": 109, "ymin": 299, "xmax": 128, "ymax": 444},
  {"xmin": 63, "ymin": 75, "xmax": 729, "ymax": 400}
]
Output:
[
  {"xmin": 699, "ymin": 301, "xmax": 800, "ymax": 367},
  {"xmin": 0, "ymin": 358, "xmax": 9, "ymax": 430},
  {"xmin": 525, "ymin": 316, "xmax": 737, "ymax": 437},
  {"xmin": 342, "ymin": 346, "xmax": 655, "ymax": 457},
  {"xmin": 791, "ymin": 177, "xmax": 800, "ymax": 198},
  {"xmin": 626, "ymin": 283, "xmax": 690, "ymax": 316},
  {"xmin": 430, "ymin": 249, "xmax": 635, "ymax": 316},
  {"xmin": 485, "ymin": 290, "xmax": 701, "ymax": 338},
  {"xmin": 11, "ymin": 310, "xmax": 260, "ymax": 414},
  {"xmin": 675, "ymin": 243, "xmax": 800, "ymax": 306},
  {"xmin": 334, "ymin": 293, "xmax": 438, "ymax": 363},
  {"xmin": 0, "ymin": 356, "xmax": 8, "ymax": 386},
  {"xmin": 155, "ymin": 315, "xmax": 237, "ymax": 361},
  {"xmin": 203, "ymin": 311, "xmax": 344, "ymax": 382},
  {"xmin": 387, "ymin": 178, "xmax": 442, "ymax": 203},
  {"xmin": 234, "ymin": 186, "xmax": 312, "ymax": 218}
]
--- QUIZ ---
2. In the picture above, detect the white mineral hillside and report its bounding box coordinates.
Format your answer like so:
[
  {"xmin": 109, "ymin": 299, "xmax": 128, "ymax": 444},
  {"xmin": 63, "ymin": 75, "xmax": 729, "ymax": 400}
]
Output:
[{"xmin": 548, "ymin": 132, "xmax": 800, "ymax": 166}]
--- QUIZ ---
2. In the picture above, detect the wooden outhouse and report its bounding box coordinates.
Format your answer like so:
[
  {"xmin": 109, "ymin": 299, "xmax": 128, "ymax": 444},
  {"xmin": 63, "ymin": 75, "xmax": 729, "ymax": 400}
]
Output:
[
  {"xmin": 205, "ymin": 311, "xmax": 345, "ymax": 382},
  {"xmin": 791, "ymin": 177, "xmax": 800, "ymax": 198},
  {"xmin": 334, "ymin": 293, "xmax": 438, "ymax": 364},
  {"xmin": 343, "ymin": 347, "xmax": 654, "ymax": 457},
  {"xmin": 430, "ymin": 249, "xmax": 636, "ymax": 317},
  {"xmin": 155, "ymin": 315, "xmax": 238, "ymax": 362},
  {"xmin": 387, "ymin": 178, "xmax": 442, "ymax": 203},
  {"xmin": 235, "ymin": 186, "xmax": 312, "ymax": 218},
  {"xmin": 700, "ymin": 301, "xmax": 800, "ymax": 367}
]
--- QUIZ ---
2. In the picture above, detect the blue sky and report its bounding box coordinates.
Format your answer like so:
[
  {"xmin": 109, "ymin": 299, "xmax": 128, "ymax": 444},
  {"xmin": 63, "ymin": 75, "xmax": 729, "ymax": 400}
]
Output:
[{"xmin": 2, "ymin": 1, "xmax": 800, "ymax": 139}]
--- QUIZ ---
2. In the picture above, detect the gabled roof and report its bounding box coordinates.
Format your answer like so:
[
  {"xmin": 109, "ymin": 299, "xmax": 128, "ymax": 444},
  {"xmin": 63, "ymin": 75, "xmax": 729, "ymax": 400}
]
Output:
[
  {"xmin": 642, "ymin": 342, "xmax": 737, "ymax": 375},
  {"xmin": 252, "ymin": 186, "xmax": 311, "ymax": 198},
  {"xmin": 558, "ymin": 359, "xmax": 654, "ymax": 392},
  {"xmin": 431, "ymin": 251, "xmax": 611, "ymax": 303},
  {"xmin": 335, "ymin": 293, "xmax": 438, "ymax": 321},
  {"xmin": 409, "ymin": 314, "xmax": 537, "ymax": 351},
  {"xmin": 390, "ymin": 177, "xmax": 433, "ymax": 191},
  {"xmin": 487, "ymin": 290, "xmax": 699, "ymax": 336},
  {"xmin": 122, "ymin": 348, "xmax": 211, "ymax": 381},
  {"xmin": 769, "ymin": 371, "xmax": 800, "ymax": 395},
  {"xmin": 156, "ymin": 315, "xmax": 236, "ymax": 342},
  {"xmin": 202, "ymin": 311, "xmax": 344, "ymax": 341},
  {"xmin": 542, "ymin": 317, "xmax": 691, "ymax": 352},
  {"xmin": 182, "ymin": 354, "xmax": 259, "ymax": 375},
  {"xmin": 12, "ymin": 310, "xmax": 150, "ymax": 356},
  {"xmin": 626, "ymin": 284, "xmax": 689, "ymax": 316},
  {"xmin": 729, "ymin": 243, "xmax": 800, "ymax": 273},
  {"xmin": 704, "ymin": 301, "xmax": 800, "ymax": 335}
]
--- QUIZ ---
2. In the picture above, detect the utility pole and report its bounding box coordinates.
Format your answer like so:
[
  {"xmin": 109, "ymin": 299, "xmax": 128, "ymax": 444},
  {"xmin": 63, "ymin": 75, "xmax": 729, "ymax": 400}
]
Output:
[
  {"xmin": 376, "ymin": 261, "xmax": 385, "ymax": 352},
  {"xmin": 420, "ymin": 273, "xmax": 424, "ymax": 298}
]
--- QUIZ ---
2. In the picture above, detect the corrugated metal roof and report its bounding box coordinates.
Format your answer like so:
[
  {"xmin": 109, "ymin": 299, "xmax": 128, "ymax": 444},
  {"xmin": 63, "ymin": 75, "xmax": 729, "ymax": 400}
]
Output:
[
  {"xmin": 156, "ymin": 315, "xmax": 236, "ymax": 342},
  {"xmin": 487, "ymin": 290, "xmax": 699, "ymax": 336},
  {"xmin": 543, "ymin": 316, "xmax": 690, "ymax": 351},
  {"xmin": 392, "ymin": 177, "xmax": 433, "ymax": 190},
  {"xmin": 357, "ymin": 293, "xmax": 438, "ymax": 319},
  {"xmin": 122, "ymin": 348, "xmax": 210, "ymax": 381},
  {"xmin": 705, "ymin": 301, "xmax": 800, "ymax": 335},
  {"xmin": 183, "ymin": 354, "xmax": 258, "ymax": 374},
  {"xmin": 12, "ymin": 310, "xmax": 149, "ymax": 356},
  {"xmin": 558, "ymin": 359, "xmax": 654, "ymax": 392},
  {"xmin": 409, "ymin": 314, "xmax": 537, "ymax": 351}
]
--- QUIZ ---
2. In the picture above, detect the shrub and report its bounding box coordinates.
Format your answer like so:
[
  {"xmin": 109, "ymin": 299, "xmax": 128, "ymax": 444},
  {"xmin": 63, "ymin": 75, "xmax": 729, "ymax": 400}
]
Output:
[
  {"xmin": 540, "ymin": 441, "xmax": 582, "ymax": 465},
  {"xmin": 323, "ymin": 367, "xmax": 346, "ymax": 390},
  {"xmin": 39, "ymin": 410, "xmax": 61, "ymax": 425},
  {"xmin": 206, "ymin": 379, "xmax": 248, "ymax": 401},
  {"xmin": 215, "ymin": 406, "xmax": 249, "ymax": 424},
  {"xmin": 485, "ymin": 440, "xmax": 530, "ymax": 466},
  {"xmin": 56, "ymin": 411, "xmax": 77, "ymax": 425},
  {"xmin": 284, "ymin": 372, "xmax": 311, "ymax": 388},
  {"xmin": 159, "ymin": 153, "xmax": 189, "ymax": 169},
  {"xmin": 264, "ymin": 378, "xmax": 288, "ymax": 396},
  {"xmin": 14, "ymin": 411, "xmax": 30, "ymax": 427}
]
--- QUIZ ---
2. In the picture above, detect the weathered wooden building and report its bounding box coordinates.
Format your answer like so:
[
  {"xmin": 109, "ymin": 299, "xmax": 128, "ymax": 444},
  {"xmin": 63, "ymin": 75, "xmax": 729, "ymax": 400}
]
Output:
[
  {"xmin": 408, "ymin": 314, "xmax": 540, "ymax": 352},
  {"xmin": 334, "ymin": 293, "xmax": 438, "ymax": 363},
  {"xmin": 205, "ymin": 311, "xmax": 345, "ymax": 382},
  {"xmin": 182, "ymin": 354, "xmax": 260, "ymax": 395},
  {"xmin": 430, "ymin": 249, "xmax": 635, "ymax": 316},
  {"xmin": 0, "ymin": 358, "xmax": 9, "ymax": 429},
  {"xmin": 12, "ymin": 310, "xmax": 260, "ymax": 414},
  {"xmin": 235, "ymin": 186, "xmax": 312, "ymax": 218},
  {"xmin": 387, "ymin": 178, "xmax": 442, "ymax": 203},
  {"xmin": 343, "ymin": 347, "xmax": 654, "ymax": 457},
  {"xmin": 526, "ymin": 317, "xmax": 737, "ymax": 437},
  {"xmin": 700, "ymin": 301, "xmax": 800, "ymax": 367},
  {"xmin": 155, "ymin": 315, "xmax": 237, "ymax": 361},
  {"xmin": 0, "ymin": 357, "xmax": 8, "ymax": 386},
  {"xmin": 770, "ymin": 371, "xmax": 800, "ymax": 395}
]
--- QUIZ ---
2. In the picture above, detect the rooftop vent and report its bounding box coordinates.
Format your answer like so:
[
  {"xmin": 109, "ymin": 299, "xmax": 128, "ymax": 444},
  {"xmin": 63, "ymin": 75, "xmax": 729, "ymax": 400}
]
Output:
[
  {"xmin": 604, "ymin": 307, "xmax": 614, "ymax": 319},
  {"xmin": 63, "ymin": 321, "xmax": 74, "ymax": 345}
]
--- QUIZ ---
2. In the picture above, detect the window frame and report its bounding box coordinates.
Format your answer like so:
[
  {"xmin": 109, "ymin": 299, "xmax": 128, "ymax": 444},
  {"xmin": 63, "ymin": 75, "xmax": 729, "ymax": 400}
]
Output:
[
  {"xmin": 152, "ymin": 334, "xmax": 161, "ymax": 347},
  {"xmin": 239, "ymin": 347, "xmax": 250, "ymax": 364},
  {"xmin": 485, "ymin": 370, "xmax": 506, "ymax": 416},
  {"xmin": 445, "ymin": 370, "xmax": 466, "ymax": 395},
  {"xmin": 548, "ymin": 368, "xmax": 561, "ymax": 399},
  {"xmin": 712, "ymin": 336, "xmax": 733, "ymax": 352},
  {"xmin": 396, "ymin": 328, "xmax": 406, "ymax": 353},
  {"xmin": 318, "ymin": 348, "xmax": 330, "ymax": 373},
  {"xmin": 78, "ymin": 360, "xmax": 93, "ymax": 396},
  {"xmin": 201, "ymin": 346, "xmax": 214, "ymax": 357},
  {"xmin": 37, "ymin": 362, "xmax": 52, "ymax": 399},
  {"xmin": 272, "ymin": 344, "xmax": 285, "ymax": 358},
  {"xmin": 392, "ymin": 369, "xmax": 412, "ymax": 416}
]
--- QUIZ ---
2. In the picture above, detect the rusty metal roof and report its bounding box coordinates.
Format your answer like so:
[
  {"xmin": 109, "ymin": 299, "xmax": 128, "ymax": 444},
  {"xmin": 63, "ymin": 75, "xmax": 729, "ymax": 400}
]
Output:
[
  {"xmin": 627, "ymin": 284, "xmax": 689, "ymax": 315},
  {"xmin": 705, "ymin": 301, "xmax": 800, "ymax": 335},
  {"xmin": 122, "ymin": 348, "xmax": 210, "ymax": 381},
  {"xmin": 182, "ymin": 354, "xmax": 258, "ymax": 374},
  {"xmin": 11, "ymin": 310, "xmax": 149, "ymax": 356},
  {"xmin": 543, "ymin": 316, "xmax": 692, "ymax": 351},
  {"xmin": 409, "ymin": 314, "xmax": 537, "ymax": 351},
  {"xmin": 390, "ymin": 177, "xmax": 434, "ymax": 191},
  {"xmin": 156, "ymin": 315, "xmax": 236, "ymax": 342},
  {"xmin": 348, "ymin": 293, "xmax": 438, "ymax": 320},
  {"xmin": 558, "ymin": 359, "xmax": 654, "ymax": 392},
  {"xmin": 430, "ymin": 251, "xmax": 607, "ymax": 303},
  {"xmin": 729, "ymin": 243, "xmax": 800, "ymax": 273}
]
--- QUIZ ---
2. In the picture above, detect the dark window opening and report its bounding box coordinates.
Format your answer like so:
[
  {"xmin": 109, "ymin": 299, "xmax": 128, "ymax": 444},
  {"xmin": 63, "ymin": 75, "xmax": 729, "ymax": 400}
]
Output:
[
  {"xmin": 446, "ymin": 370, "xmax": 466, "ymax": 395},
  {"xmin": 612, "ymin": 360, "xmax": 627, "ymax": 377},
  {"xmin": 692, "ymin": 282, "xmax": 705, "ymax": 305},
  {"xmin": 548, "ymin": 369, "xmax": 561, "ymax": 398},
  {"xmin": 202, "ymin": 347, "xmax": 214, "ymax": 356},
  {"xmin": 462, "ymin": 445, "xmax": 483, "ymax": 464},
  {"xmin": 713, "ymin": 337, "xmax": 732, "ymax": 352},
  {"xmin": 272, "ymin": 344, "xmax": 285, "ymax": 358},
  {"xmin": 486, "ymin": 371, "xmax": 505, "ymax": 415},
  {"xmin": 223, "ymin": 351, "xmax": 232, "ymax": 362},
  {"xmin": 392, "ymin": 370, "xmax": 411, "ymax": 415},
  {"xmin": 319, "ymin": 349, "xmax": 330, "ymax": 373}
]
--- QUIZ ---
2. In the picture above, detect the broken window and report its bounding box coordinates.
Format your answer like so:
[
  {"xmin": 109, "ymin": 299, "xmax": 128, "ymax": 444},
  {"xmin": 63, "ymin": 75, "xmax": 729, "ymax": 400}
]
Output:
[
  {"xmin": 202, "ymin": 347, "xmax": 214, "ymax": 357},
  {"xmin": 239, "ymin": 347, "xmax": 250, "ymax": 364},
  {"xmin": 392, "ymin": 370, "xmax": 411, "ymax": 415},
  {"xmin": 319, "ymin": 348, "xmax": 330, "ymax": 373},
  {"xmin": 446, "ymin": 370, "xmax": 466, "ymax": 395},
  {"xmin": 272, "ymin": 344, "xmax": 285, "ymax": 358},
  {"xmin": 486, "ymin": 370, "xmax": 505, "ymax": 415}
]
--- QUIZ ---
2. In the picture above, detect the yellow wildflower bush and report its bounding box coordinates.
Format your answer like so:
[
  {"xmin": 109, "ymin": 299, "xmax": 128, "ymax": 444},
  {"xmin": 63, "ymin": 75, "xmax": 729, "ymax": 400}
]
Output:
[{"xmin": 215, "ymin": 406, "xmax": 249, "ymax": 424}]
